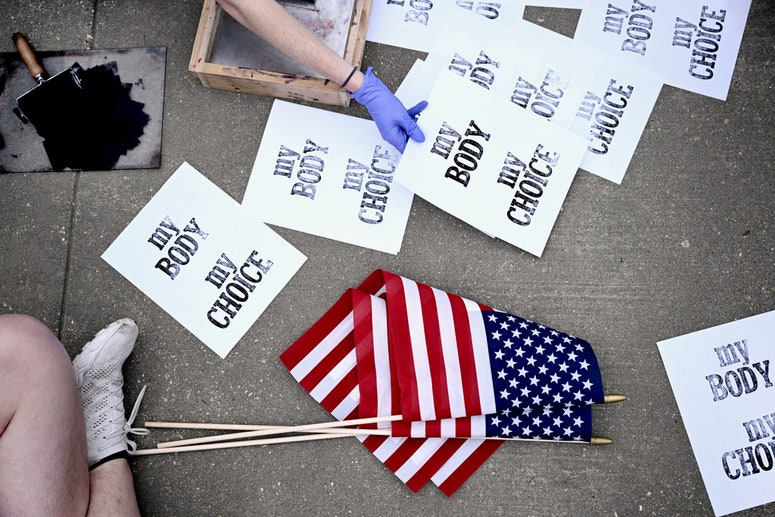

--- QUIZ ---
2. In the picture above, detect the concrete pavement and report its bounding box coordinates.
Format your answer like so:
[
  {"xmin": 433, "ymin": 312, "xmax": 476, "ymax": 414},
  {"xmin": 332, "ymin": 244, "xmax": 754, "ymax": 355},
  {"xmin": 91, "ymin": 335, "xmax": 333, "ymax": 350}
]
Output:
[{"xmin": 1, "ymin": 1, "xmax": 774, "ymax": 515}]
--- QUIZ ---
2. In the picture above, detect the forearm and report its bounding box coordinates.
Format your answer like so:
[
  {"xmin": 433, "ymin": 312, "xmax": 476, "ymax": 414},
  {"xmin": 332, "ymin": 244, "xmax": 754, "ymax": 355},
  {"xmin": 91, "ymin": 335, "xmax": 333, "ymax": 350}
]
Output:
[
  {"xmin": 217, "ymin": 0, "xmax": 364, "ymax": 91},
  {"xmin": 218, "ymin": 0, "xmax": 427, "ymax": 152}
]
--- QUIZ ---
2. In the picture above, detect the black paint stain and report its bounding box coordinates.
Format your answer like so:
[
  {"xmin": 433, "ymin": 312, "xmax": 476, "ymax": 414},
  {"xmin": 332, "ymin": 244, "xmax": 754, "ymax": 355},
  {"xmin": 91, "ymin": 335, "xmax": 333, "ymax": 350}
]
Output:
[{"xmin": 16, "ymin": 61, "xmax": 149, "ymax": 171}]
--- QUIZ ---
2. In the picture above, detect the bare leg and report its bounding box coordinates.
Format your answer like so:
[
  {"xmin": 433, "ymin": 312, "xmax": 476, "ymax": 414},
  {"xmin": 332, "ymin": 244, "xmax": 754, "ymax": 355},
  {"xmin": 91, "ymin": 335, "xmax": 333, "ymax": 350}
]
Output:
[
  {"xmin": 88, "ymin": 459, "xmax": 140, "ymax": 517},
  {"xmin": 0, "ymin": 314, "xmax": 90, "ymax": 515},
  {"xmin": 0, "ymin": 314, "xmax": 140, "ymax": 516}
]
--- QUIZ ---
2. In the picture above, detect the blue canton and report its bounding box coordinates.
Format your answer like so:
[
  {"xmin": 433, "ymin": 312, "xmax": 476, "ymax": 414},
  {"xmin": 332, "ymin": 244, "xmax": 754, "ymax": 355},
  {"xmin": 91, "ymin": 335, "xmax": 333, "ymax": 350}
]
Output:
[{"xmin": 482, "ymin": 310, "xmax": 604, "ymax": 441}]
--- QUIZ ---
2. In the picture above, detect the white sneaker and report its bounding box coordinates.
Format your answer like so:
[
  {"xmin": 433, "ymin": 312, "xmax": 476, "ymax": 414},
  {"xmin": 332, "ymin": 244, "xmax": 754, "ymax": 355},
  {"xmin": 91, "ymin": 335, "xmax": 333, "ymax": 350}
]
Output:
[{"xmin": 72, "ymin": 318, "xmax": 148, "ymax": 467}]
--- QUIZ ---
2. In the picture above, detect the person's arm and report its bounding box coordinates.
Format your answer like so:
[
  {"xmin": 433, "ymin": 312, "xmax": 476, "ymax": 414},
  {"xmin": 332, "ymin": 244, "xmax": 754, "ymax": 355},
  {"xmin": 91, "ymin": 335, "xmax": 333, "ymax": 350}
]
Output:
[
  {"xmin": 218, "ymin": 0, "xmax": 364, "ymax": 91},
  {"xmin": 217, "ymin": 0, "xmax": 427, "ymax": 152}
]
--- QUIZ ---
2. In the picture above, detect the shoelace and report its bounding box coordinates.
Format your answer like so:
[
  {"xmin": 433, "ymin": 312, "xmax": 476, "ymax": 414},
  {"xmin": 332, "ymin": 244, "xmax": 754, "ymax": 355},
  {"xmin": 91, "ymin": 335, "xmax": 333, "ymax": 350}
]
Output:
[{"xmin": 123, "ymin": 384, "xmax": 150, "ymax": 454}]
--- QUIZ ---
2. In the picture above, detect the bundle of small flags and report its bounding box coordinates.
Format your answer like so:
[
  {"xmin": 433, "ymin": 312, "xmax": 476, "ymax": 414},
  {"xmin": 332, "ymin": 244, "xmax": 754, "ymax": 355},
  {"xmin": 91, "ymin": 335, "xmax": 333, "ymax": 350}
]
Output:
[
  {"xmin": 279, "ymin": 270, "xmax": 622, "ymax": 495},
  {"xmin": 133, "ymin": 270, "xmax": 622, "ymax": 494}
]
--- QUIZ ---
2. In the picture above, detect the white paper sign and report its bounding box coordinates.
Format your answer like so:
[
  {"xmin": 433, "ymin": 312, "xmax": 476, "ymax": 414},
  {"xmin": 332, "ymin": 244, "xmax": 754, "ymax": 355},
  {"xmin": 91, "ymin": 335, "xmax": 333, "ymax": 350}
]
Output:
[
  {"xmin": 574, "ymin": 0, "xmax": 752, "ymax": 100},
  {"xmin": 102, "ymin": 162, "xmax": 306, "ymax": 358},
  {"xmin": 657, "ymin": 311, "xmax": 775, "ymax": 516},
  {"xmin": 567, "ymin": 42, "xmax": 663, "ymax": 183},
  {"xmin": 396, "ymin": 73, "xmax": 587, "ymax": 256},
  {"xmin": 242, "ymin": 101, "xmax": 414, "ymax": 255},
  {"xmin": 366, "ymin": 0, "xmax": 524, "ymax": 52},
  {"xmin": 423, "ymin": 15, "xmax": 585, "ymax": 129},
  {"xmin": 422, "ymin": 14, "xmax": 662, "ymax": 183}
]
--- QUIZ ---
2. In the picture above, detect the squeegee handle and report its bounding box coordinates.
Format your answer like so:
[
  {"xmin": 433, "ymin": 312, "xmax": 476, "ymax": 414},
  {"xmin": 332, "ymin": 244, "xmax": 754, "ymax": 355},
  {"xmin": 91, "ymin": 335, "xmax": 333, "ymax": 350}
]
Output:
[{"xmin": 12, "ymin": 32, "xmax": 46, "ymax": 82}]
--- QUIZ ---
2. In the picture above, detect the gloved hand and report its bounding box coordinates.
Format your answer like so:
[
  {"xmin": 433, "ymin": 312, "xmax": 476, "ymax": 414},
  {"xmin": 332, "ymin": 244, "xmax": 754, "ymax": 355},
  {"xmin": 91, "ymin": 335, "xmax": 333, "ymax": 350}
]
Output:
[{"xmin": 352, "ymin": 67, "xmax": 428, "ymax": 153}]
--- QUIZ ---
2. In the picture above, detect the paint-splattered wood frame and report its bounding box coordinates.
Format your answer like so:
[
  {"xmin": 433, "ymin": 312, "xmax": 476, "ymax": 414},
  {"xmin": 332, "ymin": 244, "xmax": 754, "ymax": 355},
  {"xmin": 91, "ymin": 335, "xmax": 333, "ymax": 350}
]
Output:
[{"xmin": 189, "ymin": 0, "xmax": 372, "ymax": 106}]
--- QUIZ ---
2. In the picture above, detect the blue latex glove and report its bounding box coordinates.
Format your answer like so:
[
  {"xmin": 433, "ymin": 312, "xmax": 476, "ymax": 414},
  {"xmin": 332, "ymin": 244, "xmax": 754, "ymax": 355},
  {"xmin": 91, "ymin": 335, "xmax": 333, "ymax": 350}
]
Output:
[{"xmin": 352, "ymin": 67, "xmax": 428, "ymax": 153}]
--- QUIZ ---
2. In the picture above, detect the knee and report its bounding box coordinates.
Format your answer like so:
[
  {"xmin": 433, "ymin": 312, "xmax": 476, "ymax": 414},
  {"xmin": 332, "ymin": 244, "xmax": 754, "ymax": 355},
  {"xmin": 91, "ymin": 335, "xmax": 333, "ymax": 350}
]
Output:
[
  {"xmin": 0, "ymin": 314, "xmax": 55, "ymax": 348},
  {"xmin": 0, "ymin": 314, "xmax": 72, "ymax": 377}
]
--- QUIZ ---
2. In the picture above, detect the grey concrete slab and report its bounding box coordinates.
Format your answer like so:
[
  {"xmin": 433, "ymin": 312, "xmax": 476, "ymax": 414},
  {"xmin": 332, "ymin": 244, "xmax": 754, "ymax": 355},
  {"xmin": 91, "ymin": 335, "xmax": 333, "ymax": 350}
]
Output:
[
  {"xmin": 1, "ymin": 0, "xmax": 774, "ymax": 516},
  {"xmin": 0, "ymin": 171, "xmax": 74, "ymax": 327},
  {"xmin": 0, "ymin": 1, "xmax": 94, "ymax": 329}
]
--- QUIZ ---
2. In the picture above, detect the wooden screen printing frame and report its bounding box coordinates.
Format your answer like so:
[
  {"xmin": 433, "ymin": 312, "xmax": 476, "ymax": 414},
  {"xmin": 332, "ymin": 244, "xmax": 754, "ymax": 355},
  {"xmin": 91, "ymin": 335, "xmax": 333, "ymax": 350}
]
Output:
[{"xmin": 189, "ymin": 0, "xmax": 373, "ymax": 106}]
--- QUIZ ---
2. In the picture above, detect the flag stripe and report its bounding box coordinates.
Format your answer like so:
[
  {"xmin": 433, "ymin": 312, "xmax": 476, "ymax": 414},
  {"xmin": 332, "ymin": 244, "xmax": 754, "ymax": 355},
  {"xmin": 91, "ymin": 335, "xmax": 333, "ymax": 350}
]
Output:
[
  {"xmin": 433, "ymin": 288, "xmax": 467, "ymax": 418},
  {"xmin": 404, "ymin": 439, "xmax": 465, "ymax": 492},
  {"xmin": 299, "ymin": 330, "xmax": 355, "ymax": 395},
  {"xmin": 319, "ymin": 368, "xmax": 359, "ymax": 420},
  {"xmin": 433, "ymin": 440, "xmax": 503, "ymax": 496},
  {"xmin": 417, "ymin": 283, "xmax": 452, "ymax": 418},
  {"xmin": 370, "ymin": 296, "xmax": 393, "ymax": 422},
  {"xmin": 402, "ymin": 277, "xmax": 437, "ymax": 420},
  {"xmin": 393, "ymin": 438, "xmax": 446, "ymax": 484},
  {"xmin": 357, "ymin": 269, "xmax": 389, "ymax": 297},
  {"xmin": 353, "ymin": 292, "xmax": 378, "ymax": 420},
  {"xmin": 354, "ymin": 291, "xmax": 395, "ymax": 424},
  {"xmin": 425, "ymin": 419, "xmax": 441, "ymax": 436},
  {"xmin": 366, "ymin": 435, "xmax": 450, "ymax": 490},
  {"xmin": 468, "ymin": 416, "xmax": 486, "ymax": 436},
  {"xmin": 448, "ymin": 294, "xmax": 483, "ymax": 416},
  {"xmin": 385, "ymin": 276, "xmax": 422, "ymax": 421},
  {"xmin": 464, "ymin": 298, "xmax": 497, "ymax": 415},
  {"xmin": 281, "ymin": 289, "xmax": 355, "ymax": 372}
]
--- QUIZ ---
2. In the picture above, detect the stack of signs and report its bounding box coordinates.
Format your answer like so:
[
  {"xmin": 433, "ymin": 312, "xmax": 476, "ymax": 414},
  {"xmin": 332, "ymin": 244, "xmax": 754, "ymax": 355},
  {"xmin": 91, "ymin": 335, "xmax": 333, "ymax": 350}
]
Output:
[
  {"xmin": 367, "ymin": 0, "xmax": 752, "ymax": 103},
  {"xmin": 395, "ymin": 71, "xmax": 587, "ymax": 257},
  {"xmin": 239, "ymin": 1, "xmax": 750, "ymax": 257},
  {"xmin": 574, "ymin": 0, "xmax": 752, "ymax": 100},
  {"xmin": 392, "ymin": 11, "xmax": 663, "ymax": 259},
  {"xmin": 366, "ymin": 0, "xmax": 526, "ymax": 52},
  {"xmin": 658, "ymin": 310, "xmax": 775, "ymax": 516},
  {"xmin": 419, "ymin": 13, "xmax": 663, "ymax": 184},
  {"xmin": 103, "ymin": 163, "xmax": 306, "ymax": 358},
  {"xmin": 242, "ymin": 101, "xmax": 414, "ymax": 255}
]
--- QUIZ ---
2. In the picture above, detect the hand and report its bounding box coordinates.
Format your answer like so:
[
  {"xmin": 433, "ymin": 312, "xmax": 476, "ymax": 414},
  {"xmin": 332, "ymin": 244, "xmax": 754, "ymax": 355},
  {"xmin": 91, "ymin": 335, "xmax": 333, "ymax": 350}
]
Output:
[{"xmin": 352, "ymin": 67, "xmax": 428, "ymax": 153}]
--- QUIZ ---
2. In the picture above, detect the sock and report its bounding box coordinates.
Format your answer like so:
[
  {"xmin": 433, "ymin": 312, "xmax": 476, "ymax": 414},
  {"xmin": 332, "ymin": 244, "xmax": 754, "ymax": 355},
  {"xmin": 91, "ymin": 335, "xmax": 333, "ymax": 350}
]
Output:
[{"xmin": 90, "ymin": 450, "xmax": 128, "ymax": 470}]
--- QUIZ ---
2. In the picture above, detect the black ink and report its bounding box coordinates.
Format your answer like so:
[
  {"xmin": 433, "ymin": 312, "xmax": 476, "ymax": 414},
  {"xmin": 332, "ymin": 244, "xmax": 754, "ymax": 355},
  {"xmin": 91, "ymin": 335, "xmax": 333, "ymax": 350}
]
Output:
[{"xmin": 17, "ymin": 62, "xmax": 149, "ymax": 171}]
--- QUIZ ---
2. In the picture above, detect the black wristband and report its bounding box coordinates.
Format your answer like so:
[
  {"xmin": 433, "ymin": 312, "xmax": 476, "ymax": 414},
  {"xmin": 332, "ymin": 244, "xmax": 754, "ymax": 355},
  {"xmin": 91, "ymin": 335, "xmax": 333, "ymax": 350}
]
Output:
[{"xmin": 341, "ymin": 66, "xmax": 358, "ymax": 89}]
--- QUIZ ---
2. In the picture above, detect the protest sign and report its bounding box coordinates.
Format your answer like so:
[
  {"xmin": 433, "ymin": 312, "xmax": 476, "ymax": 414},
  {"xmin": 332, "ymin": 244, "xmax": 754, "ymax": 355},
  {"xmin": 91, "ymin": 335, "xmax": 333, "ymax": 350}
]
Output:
[
  {"xmin": 396, "ymin": 72, "xmax": 587, "ymax": 256},
  {"xmin": 241, "ymin": 100, "xmax": 414, "ymax": 255},
  {"xmin": 658, "ymin": 310, "xmax": 775, "ymax": 516},
  {"xmin": 566, "ymin": 41, "xmax": 662, "ymax": 183},
  {"xmin": 102, "ymin": 162, "xmax": 306, "ymax": 358},
  {"xmin": 574, "ymin": 0, "xmax": 752, "ymax": 100},
  {"xmin": 424, "ymin": 15, "xmax": 585, "ymax": 129},
  {"xmin": 366, "ymin": 0, "xmax": 524, "ymax": 52},
  {"xmin": 422, "ymin": 14, "xmax": 662, "ymax": 183}
]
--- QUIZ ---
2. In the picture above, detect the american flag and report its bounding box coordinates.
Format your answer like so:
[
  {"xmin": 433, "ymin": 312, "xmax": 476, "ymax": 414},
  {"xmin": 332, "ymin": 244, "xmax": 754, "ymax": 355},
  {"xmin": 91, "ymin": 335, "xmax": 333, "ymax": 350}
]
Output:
[
  {"xmin": 376, "ymin": 271, "xmax": 605, "ymax": 422},
  {"xmin": 280, "ymin": 270, "xmax": 605, "ymax": 494},
  {"xmin": 366, "ymin": 283, "xmax": 598, "ymax": 442},
  {"xmin": 280, "ymin": 286, "xmax": 501, "ymax": 495}
]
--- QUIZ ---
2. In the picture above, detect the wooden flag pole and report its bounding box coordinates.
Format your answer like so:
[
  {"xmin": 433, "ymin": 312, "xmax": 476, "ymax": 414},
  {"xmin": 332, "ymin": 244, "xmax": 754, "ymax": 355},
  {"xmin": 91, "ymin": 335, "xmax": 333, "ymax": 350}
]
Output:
[
  {"xmin": 146, "ymin": 414, "xmax": 400, "ymax": 432},
  {"xmin": 132, "ymin": 433, "xmax": 346, "ymax": 456},
  {"xmin": 149, "ymin": 423, "xmax": 613, "ymax": 450},
  {"xmin": 145, "ymin": 394, "xmax": 625, "ymax": 449},
  {"xmin": 147, "ymin": 393, "xmax": 626, "ymax": 447},
  {"xmin": 155, "ymin": 426, "xmax": 391, "ymax": 448},
  {"xmin": 132, "ymin": 432, "xmax": 613, "ymax": 456},
  {"xmin": 148, "ymin": 415, "xmax": 402, "ymax": 449}
]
